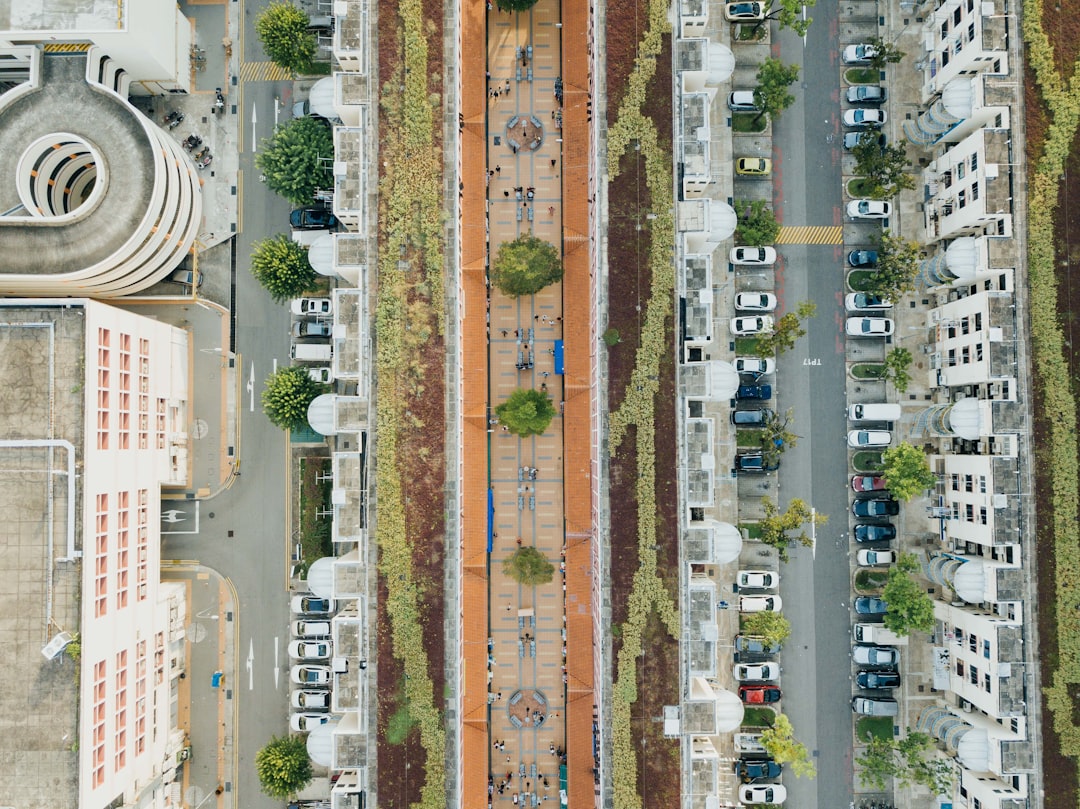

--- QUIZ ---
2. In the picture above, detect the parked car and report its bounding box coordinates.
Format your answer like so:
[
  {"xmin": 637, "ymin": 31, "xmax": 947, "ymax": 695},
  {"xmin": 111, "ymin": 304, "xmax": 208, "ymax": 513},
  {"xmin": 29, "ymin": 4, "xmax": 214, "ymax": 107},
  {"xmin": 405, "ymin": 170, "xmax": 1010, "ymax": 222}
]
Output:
[
  {"xmin": 734, "ymin": 662, "xmax": 781, "ymax": 681},
  {"xmin": 728, "ymin": 90, "xmax": 762, "ymax": 112},
  {"xmin": 842, "ymin": 43, "xmax": 879, "ymax": 64},
  {"xmin": 288, "ymin": 640, "xmax": 332, "ymax": 660},
  {"xmin": 851, "ymin": 696, "xmax": 899, "ymax": 716},
  {"xmin": 845, "ymin": 292, "xmax": 893, "ymax": 311},
  {"xmin": 734, "ymin": 357, "xmax": 776, "ymax": 375},
  {"xmin": 737, "ymin": 570, "xmax": 779, "ymax": 589},
  {"xmin": 844, "ymin": 131, "xmax": 887, "ymax": 151},
  {"xmin": 291, "ymin": 594, "xmax": 335, "ymax": 615},
  {"xmin": 735, "ymin": 453, "xmax": 779, "ymax": 473},
  {"xmin": 854, "ymin": 523, "xmax": 897, "ymax": 542},
  {"xmin": 857, "ymin": 670, "xmax": 901, "ymax": 689},
  {"xmin": 730, "ymin": 246, "xmax": 778, "ymax": 265},
  {"xmin": 852, "ymin": 644, "xmax": 900, "ymax": 667},
  {"xmin": 293, "ymin": 320, "xmax": 333, "ymax": 338},
  {"xmin": 846, "ymin": 85, "xmax": 887, "ymax": 104},
  {"xmin": 847, "ymin": 199, "xmax": 893, "ymax": 219},
  {"xmin": 735, "ymin": 758, "xmax": 783, "ymax": 782},
  {"xmin": 291, "ymin": 712, "xmax": 331, "ymax": 732},
  {"xmin": 854, "ymin": 597, "xmax": 889, "ymax": 616},
  {"xmin": 852, "ymin": 498, "xmax": 900, "ymax": 517},
  {"xmin": 847, "ymin": 250, "xmax": 879, "ymax": 267},
  {"xmin": 293, "ymin": 620, "xmax": 331, "ymax": 638},
  {"xmin": 731, "ymin": 315, "xmax": 775, "ymax": 335},
  {"xmin": 740, "ymin": 595, "xmax": 783, "ymax": 613},
  {"xmin": 724, "ymin": 1, "xmax": 766, "ymax": 19},
  {"xmin": 857, "ymin": 549, "xmax": 897, "ymax": 566},
  {"xmin": 308, "ymin": 366, "xmax": 334, "ymax": 384},
  {"xmin": 846, "ymin": 317, "xmax": 895, "ymax": 337},
  {"xmin": 843, "ymin": 108, "xmax": 888, "ymax": 128},
  {"xmin": 848, "ymin": 429, "xmax": 892, "ymax": 448},
  {"xmin": 851, "ymin": 475, "xmax": 888, "ymax": 492},
  {"xmin": 290, "ymin": 206, "xmax": 338, "ymax": 230},
  {"xmin": 731, "ymin": 407, "xmax": 774, "ymax": 426},
  {"xmin": 735, "ymin": 292, "xmax": 778, "ymax": 312},
  {"xmin": 737, "ymin": 384, "xmax": 772, "ymax": 401},
  {"xmin": 169, "ymin": 268, "xmax": 203, "ymax": 287},
  {"xmin": 736, "ymin": 157, "xmax": 772, "ymax": 176},
  {"xmin": 291, "ymin": 689, "xmax": 331, "ymax": 710},
  {"xmin": 734, "ymin": 732, "xmax": 768, "ymax": 753},
  {"xmin": 291, "ymin": 664, "xmax": 332, "ymax": 686},
  {"xmin": 291, "ymin": 297, "xmax": 333, "ymax": 316},
  {"xmin": 740, "ymin": 784, "xmax": 787, "ymax": 805},
  {"xmin": 739, "ymin": 684, "xmax": 782, "ymax": 704},
  {"xmin": 735, "ymin": 635, "xmax": 782, "ymax": 656}
]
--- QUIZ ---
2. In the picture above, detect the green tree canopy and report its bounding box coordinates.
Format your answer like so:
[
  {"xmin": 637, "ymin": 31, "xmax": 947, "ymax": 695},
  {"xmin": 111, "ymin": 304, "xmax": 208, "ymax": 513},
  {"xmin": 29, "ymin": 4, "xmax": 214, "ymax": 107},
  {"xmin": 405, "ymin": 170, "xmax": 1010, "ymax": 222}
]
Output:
[
  {"xmin": 735, "ymin": 200, "xmax": 781, "ymax": 246},
  {"xmin": 757, "ymin": 496, "xmax": 828, "ymax": 562},
  {"xmin": 881, "ymin": 552, "xmax": 935, "ymax": 636},
  {"xmin": 754, "ymin": 0, "xmax": 817, "ymax": 35},
  {"xmin": 250, "ymin": 234, "xmax": 318, "ymax": 302},
  {"xmin": 741, "ymin": 611, "xmax": 792, "ymax": 647},
  {"xmin": 865, "ymin": 36, "xmax": 906, "ymax": 69},
  {"xmin": 255, "ymin": 116, "xmax": 335, "ymax": 206},
  {"xmin": 495, "ymin": 389, "xmax": 557, "ymax": 436},
  {"xmin": 865, "ymin": 230, "xmax": 920, "ymax": 301},
  {"xmin": 255, "ymin": 735, "xmax": 313, "ymax": 799},
  {"xmin": 490, "ymin": 235, "xmax": 563, "ymax": 297},
  {"xmin": 755, "ymin": 300, "xmax": 817, "ymax": 358},
  {"xmin": 881, "ymin": 441, "xmax": 935, "ymax": 501},
  {"xmin": 761, "ymin": 714, "xmax": 817, "ymax": 778},
  {"xmin": 853, "ymin": 138, "xmax": 915, "ymax": 199},
  {"xmin": 754, "ymin": 58, "xmax": 800, "ymax": 123},
  {"xmin": 262, "ymin": 366, "xmax": 327, "ymax": 430},
  {"xmin": 857, "ymin": 731, "xmax": 954, "ymax": 794},
  {"xmin": 758, "ymin": 409, "xmax": 800, "ymax": 463},
  {"xmin": 254, "ymin": 1, "xmax": 317, "ymax": 74},
  {"xmin": 503, "ymin": 546, "xmax": 555, "ymax": 586},
  {"xmin": 883, "ymin": 347, "xmax": 913, "ymax": 393}
]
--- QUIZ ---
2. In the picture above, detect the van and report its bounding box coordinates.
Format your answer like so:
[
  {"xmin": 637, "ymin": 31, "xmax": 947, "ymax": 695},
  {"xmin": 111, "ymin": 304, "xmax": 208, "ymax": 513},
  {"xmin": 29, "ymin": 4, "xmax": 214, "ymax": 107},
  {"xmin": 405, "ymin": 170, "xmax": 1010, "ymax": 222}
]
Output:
[
  {"xmin": 291, "ymin": 343, "xmax": 333, "ymax": 362},
  {"xmin": 733, "ymin": 732, "xmax": 767, "ymax": 754},
  {"xmin": 847, "ymin": 403, "xmax": 902, "ymax": 422},
  {"xmin": 851, "ymin": 696, "xmax": 899, "ymax": 716},
  {"xmin": 853, "ymin": 622, "xmax": 908, "ymax": 646}
]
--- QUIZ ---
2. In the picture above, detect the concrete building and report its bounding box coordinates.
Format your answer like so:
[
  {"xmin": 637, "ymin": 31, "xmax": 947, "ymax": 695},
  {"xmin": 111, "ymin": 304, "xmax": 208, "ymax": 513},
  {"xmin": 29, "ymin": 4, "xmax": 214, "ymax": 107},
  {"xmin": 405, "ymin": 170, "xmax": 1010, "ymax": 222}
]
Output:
[
  {"xmin": 0, "ymin": 300, "xmax": 189, "ymax": 809},
  {"xmin": 931, "ymin": 453, "xmax": 1021, "ymax": 550},
  {"xmin": 916, "ymin": 0, "xmax": 1010, "ymax": 103},
  {"xmin": 921, "ymin": 127, "xmax": 1014, "ymax": 242}
]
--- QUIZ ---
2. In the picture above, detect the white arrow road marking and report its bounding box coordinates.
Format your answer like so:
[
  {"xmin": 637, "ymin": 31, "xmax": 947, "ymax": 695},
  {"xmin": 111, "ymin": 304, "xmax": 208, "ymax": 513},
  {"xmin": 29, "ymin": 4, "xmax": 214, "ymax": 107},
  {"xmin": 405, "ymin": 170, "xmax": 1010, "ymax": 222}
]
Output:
[
  {"xmin": 274, "ymin": 637, "xmax": 280, "ymax": 689},
  {"xmin": 247, "ymin": 638, "xmax": 255, "ymax": 691},
  {"xmin": 251, "ymin": 103, "xmax": 258, "ymax": 152},
  {"xmin": 248, "ymin": 363, "xmax": 255, "ymax": 413}
]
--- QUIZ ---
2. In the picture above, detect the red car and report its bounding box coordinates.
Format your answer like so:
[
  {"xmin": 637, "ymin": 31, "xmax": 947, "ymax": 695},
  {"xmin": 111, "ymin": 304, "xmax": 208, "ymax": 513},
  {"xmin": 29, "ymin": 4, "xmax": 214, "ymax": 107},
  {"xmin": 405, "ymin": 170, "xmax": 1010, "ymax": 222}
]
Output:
[
  {"xmin": 851, "ymin": 475, "xmax": 888, "ymax": 492},
  {"xmin": 739, "ymin": 685, "xmax": 782, "ymax": 704}
]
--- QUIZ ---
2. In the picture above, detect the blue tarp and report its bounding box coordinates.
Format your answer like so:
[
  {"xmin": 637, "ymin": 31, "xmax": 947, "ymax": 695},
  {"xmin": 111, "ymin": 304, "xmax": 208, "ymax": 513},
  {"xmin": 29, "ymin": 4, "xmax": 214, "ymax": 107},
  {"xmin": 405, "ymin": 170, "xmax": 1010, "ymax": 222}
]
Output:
[
  {"xmin": 554, "ymin": 340, "xmax": 564, "ymax": 375},
  {"xmin": 487, "ymin": 488, "xmax": 495, "ymax": 553}
]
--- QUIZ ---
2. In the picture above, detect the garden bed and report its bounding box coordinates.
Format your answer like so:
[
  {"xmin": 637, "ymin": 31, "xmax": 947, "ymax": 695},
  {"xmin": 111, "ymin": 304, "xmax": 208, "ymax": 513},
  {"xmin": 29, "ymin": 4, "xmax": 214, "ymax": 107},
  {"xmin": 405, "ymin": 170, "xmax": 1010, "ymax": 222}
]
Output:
[
  {"xmin": 742, "ymin": 707, "xmax": 777, "ymax": 728},
  {"xmin": 850, "ymin": 362, "xmax": 886, "ymax": 380},
  {"xmin": 855, "ymin": 716, "xmax": 893, "ymax": 742},
  {"xmin": 735, "ymin": 337, "xmax": 763, "ymax": 355},
  {"xmin": 854, "ymin": 569, "xmax": 888, "ymax": 591},
  {"xmin": 852, "ymin": 451, "xmax": 884, "ymax": 473},
  {"xmin": 844, "ymin": 67, "xmax": 881, "ymax": 85},
  {"xmin": 741, "ymin": 522, "xmax": 763, "ymax": 539},
  {"xmin": 846, "ymin": 269, "xmax": 873, "ymax": 291},
  {"xmin": 846, "ymin": 177, "xmax": 876, "ymax": 198},
  {"xmin": 733, "ymin": 113, "xmax": 768, "ymax": 134},
  {"xmin": 297, "ymin": 456, "xmax": 334, "ymax": 577}
]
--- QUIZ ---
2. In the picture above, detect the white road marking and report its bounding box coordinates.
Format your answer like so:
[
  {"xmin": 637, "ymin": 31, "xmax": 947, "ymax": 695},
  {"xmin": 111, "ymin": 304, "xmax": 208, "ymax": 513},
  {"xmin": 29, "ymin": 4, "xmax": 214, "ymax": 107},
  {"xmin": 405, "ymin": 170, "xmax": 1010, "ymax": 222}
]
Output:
[
  {"xmin": 251, "ymin": 103, "xmax": 258, "ymax": 153},
  {"xmin": 247, "ymin": 638, "xmax": 255, "ymax": 691},
  {"xmin": 274, "ymin": 637, "xmax": 280, "ymax": 689},
  {"xmin": 248, "ymin": 363, "xmax": 255, "ymax": 413}
]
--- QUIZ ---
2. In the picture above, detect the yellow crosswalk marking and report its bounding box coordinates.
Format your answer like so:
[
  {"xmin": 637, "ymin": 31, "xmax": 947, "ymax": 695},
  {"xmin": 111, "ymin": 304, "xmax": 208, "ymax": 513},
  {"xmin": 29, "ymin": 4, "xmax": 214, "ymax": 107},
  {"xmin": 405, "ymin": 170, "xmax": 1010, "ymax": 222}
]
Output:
[
  {"xmin": 240, "ymin": 62, "xmax": 294, "ymax": 82},
  {"xmin": 775, "ymin": 226, "xmax": 844, "ymax": 245}
]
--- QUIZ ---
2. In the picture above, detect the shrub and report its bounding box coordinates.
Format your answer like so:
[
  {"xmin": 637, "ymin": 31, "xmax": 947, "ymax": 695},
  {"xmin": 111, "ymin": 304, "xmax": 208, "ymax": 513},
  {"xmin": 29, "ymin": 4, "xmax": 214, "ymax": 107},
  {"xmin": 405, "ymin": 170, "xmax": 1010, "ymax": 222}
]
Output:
[
  {"xmin": 495, "ymin": 389, "xmax": 557, "ymax": 437},
  {"xmin": 490, "ymin": 235, "xmax": 563, "ymax": 297}
]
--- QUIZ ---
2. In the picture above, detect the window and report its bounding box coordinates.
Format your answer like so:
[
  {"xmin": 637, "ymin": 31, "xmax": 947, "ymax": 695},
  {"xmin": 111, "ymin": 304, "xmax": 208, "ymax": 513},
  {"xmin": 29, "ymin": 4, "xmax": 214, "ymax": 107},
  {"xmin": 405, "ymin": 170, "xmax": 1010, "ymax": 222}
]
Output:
[
  {"xmin": 95, "ymin": 494, "xmax": 108, "ymax": 617},
  {"xmin": 137, "ymin": 490, "xmax": 149, "ymax": 602},
  {"xmin": 980, "ymin": 506, "xmax": 988, "ymax": 524},
  {"xmin": 971, "ymin": 152, "xmax": 978, "ymax": 172},
  {"xmin": 92, "ymin": 660, "xmax": 107, "ymax": 788},
  {"xmin": 968, "ymin": 22, "xmax": 976, "ymax": 41},
  {"xmin": 983, "ymin": 639, "xmax": 991, "ymax": 658},
  {"xmin": 969, "ymin": 665, "xmax": 979, "ymax": 684},
  {"xmin": 983, "ymin": 673, "xmax": 992, "ymax": 691},
  {"xmin": 964, "ymin": 474, "xmax": 974, "ymax": 492},
  {"xmin": 956, "ymin": 659, "xmax": 965, "ymax": 677},
  {"xmin": 941, "ymin": 20, "xmax": 949, "ymax": 38},
  {"xmin": 116, "ymin": 491, "xmax": 129, "ymax": 610},
  {"xmin": 958, "ymin": 188, "xmax": 967, "ymax": 209},
  {"xmin": 962, "ymin": 346, "xmax": 971, "ymax": 364},
  {"xmin": 965, "ymin": 503, "xmax": 975, "ymax": 521},
  {"xmin": 972, "ymin": 182, "xmax": 980, "ymax": 201},
  {"xmin": 136, "ymin": 640, "xmax": 148, "ymax": 755},
  {"xmin": 974, "ymin": 312, "xmax": 983, "ymax": 331},
  {"xmin": 951, "ymin": 473, "xmax": 960, "ymax": 491},
  {"xmin": 957, "ymin": 161, "xmax": 966, "ymax": 180},
  {"xmin": 954, "ymin": 6, "xmax": 962, "ymax": 24}
]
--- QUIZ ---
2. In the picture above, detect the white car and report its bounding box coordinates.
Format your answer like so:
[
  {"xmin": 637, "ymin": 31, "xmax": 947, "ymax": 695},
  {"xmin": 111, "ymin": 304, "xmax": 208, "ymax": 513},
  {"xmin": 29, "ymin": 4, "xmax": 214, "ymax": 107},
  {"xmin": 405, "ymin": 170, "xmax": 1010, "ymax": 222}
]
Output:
[
  {"xmin": 291, "ymin": 665, "xmax": 332, "ymax": 686},
  {"xmin": 846, "ymin": 317, "xmax": 895, "ymax": 337},
  {"xmin": 845, "ymin": 293, "xmax": 893, "ymax": 312},
  {"xmin": 728, "ymin": 90, "xmax": 762, "ymax": 112},
  {"xmin": 848, "ymin": 429, "xmax": 892, "ymax": 448},
  {"xmin": 842, "ymin": 43, "xmax": 879, "ymax": 64},
  {"xmin": 730, "ymin": 315, "xmax": 775, "ymax": 336},
  {"xmin": 290, "ymin": 712, "xmax": 331, "ymax": 732},
  {"xmin": 293, "ymin": 620, "xmax": 331, "ymax": 638},
  {"xmin": 737, "ymin": 570, "xmax": 779, "ymax": 590},
  {"xmin": 847, "ymin": 199, "xmax": 893, "ymax": 219},
  {"xmin": 734, "ymin": 732, "xmax": 767, "ymax": 753},
  {"xmin": 735, "ymin": 293, "xmax": 778, "ymax": 312},
  {"xmin": 291, "ymin": 594, "xmax": 335, "ymax": 615},
  {"xmin": 308, "ymin": 367, "xmax": 334, "ymax": 384},
  {"xmin": 288, "ymin": 640, "xmax": 332, "ymax": 660},
  {"xmin": 734, "ymin": 662, "xmax": 782, "ymax": 682},
  {"xmin": 843, "ymin": 108, "xmax": 888, "ymax": 128},
  {"xmin": 730, "ymin": 246, "xmax": 777, "ymax": 266},
  {"xmin": 739, "ymin": 595, "xmax": 783, "ymax": 613},
  {"xmin": 734, "ymin": 357, "xmax": 776, "ymax": 375},
  {"xmin": 857, "ymin": 549, "xmax": 897, "ymax": 566},
  {"xmin": 740, "ymin": 785, "xmax": 787, "ymax": 805},
  {"xmin": 291, "ymin": 689, "xmax": 331, "ymax": 710},
  {"xmin": 290, "ymin": 297, "xmax": 333, "ymax": 316}
]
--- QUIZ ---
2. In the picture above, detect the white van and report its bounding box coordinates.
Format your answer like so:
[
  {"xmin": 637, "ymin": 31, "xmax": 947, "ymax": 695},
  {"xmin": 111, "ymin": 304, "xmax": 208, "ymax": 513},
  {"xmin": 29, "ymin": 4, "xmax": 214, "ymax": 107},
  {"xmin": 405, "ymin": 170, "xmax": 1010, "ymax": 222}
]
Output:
[
  {"xmin": 848, "ymin": 403, "xmax": 902, "ymax": 422},
  {"xmin": 291, "ymin": 343, "xmax": 333, "ymax": 362},
  {"xmin": 851, "ymin": 696, "xmax": 898, "ymax": 716},
  {"xmin": 854, "ymin": 622, "xmax": 908, "ymax": 646}
]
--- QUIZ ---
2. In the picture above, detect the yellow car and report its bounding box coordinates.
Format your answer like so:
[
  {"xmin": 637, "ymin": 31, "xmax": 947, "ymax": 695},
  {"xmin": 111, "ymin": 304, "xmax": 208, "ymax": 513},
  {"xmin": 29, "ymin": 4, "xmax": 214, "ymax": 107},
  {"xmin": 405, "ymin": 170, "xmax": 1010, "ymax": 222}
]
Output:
[{"xmin": 735, "ymin": 157, "xmax": 772, "ymax": 176}]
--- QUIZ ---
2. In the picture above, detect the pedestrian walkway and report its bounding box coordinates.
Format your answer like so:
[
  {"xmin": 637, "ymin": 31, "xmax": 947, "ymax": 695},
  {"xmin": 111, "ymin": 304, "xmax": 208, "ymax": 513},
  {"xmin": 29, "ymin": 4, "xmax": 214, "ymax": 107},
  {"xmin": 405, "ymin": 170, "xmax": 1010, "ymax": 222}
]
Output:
[{"xmin": 775, "ymin": 225, "xmax": 845, "ymax": 244}]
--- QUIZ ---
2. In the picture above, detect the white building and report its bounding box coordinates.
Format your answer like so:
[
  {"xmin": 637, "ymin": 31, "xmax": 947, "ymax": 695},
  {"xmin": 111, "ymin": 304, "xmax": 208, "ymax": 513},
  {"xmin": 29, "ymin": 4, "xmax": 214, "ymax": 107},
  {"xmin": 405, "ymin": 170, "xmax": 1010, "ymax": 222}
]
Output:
[
  {"xmin": 922, "ymin": 128, "xmax": 1013, "ymax": 243},
  {"xmin": 931, "ymin": 453, "xmax": 1021, "ymax": 550},
  {"xmin": 917, "ymin": 0, "xmax": 1009, "ymax": 103}
]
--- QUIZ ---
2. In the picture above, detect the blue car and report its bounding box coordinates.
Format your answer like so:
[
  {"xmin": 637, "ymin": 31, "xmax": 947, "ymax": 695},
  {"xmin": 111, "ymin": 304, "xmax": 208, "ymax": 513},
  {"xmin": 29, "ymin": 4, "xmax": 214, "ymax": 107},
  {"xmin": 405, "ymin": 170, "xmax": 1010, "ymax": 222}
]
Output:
[
  {"xmin": 857, "ymin": 670, "xmax": 901, "ymax": 689},
  {"xmin": 854, "ymin": 523, "xmax": 897, "ymax": 542},
  {"xmin": 735, "ymin": 453, "xmax": 779, "ymax": 473},
  {"xmin": 854, "ymin": 596, "xmax": 888, "ymax": 615},
  {"xmin": 852, "ymin": 498, "xmax": 900, "ymax": 518},
  {"xmin": 290, "ymin": 206, "xmax": 339, "ymax": 230},
  {"xmin": 847, "ymin": 250, "xmax": 879, "ymax": 267},
  {"xmin": 735, "ymin": 759, "xmax": 783, "ymax": 782},
  {"xmin": 737, "ymin": 384, "xmax": 773, "ymax": 400}
]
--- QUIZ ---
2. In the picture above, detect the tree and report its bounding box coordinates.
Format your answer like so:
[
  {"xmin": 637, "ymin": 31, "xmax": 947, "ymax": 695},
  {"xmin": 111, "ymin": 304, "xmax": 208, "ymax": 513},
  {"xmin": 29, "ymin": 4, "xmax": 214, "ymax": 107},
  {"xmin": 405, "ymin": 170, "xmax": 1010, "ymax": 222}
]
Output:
[
  {"xmin": 760, "ymin": 714, "xmax": 817, "ymax": 778},
  {"xmin": 881, "ymin": 441, "xmax": 935, "ymax": 501},
  {"xmin": 735, "ymin": 200, "xmax": 781, "ymax": 246},
  {"xmin": 741, "ymin": 611, "xmax": 792, "ymax": 647},
  {"xmin": 262, "ymin": 366, "xmax": 327, "ymax": 430},
  {"xmin": 864, "ymin": 230, "xmax": 919, "ymax": 301},
  {"xmin": 495, "ymin": 389, "xmax": 556, "ymax": 436},
  {"xmin": 881, "ymin": 552, "xmax": 935, "ymax": 636},
  {"xmin": 255, "ymin": 735, "xmax": 313, "ymax": 799},
  {"xmin": 755, "ymin": 300, "xmax": 817, "ymax": 358},
  {"xmin": 883, "ymin": 347, "xmax": 913, "ymax": 393},
  {"xmin": 255, "ymin": 116, "xmax": 334, "ymax": 206},
  {"xmin": 865, "ymin": 36, "xmax": 905, "ymax": 69},
  {"xmin": 503, "ymin": 546, "xmax": 555, "ymax": 586},
  {"xmin": 857, "ymin": 731, "xmax": 954, "ymax": 794},
  {"xmin": 757, "ymin": 496, "xmax": 828, "ymax": 562},
  {"xmin": 753, "ymin": 58, "xmax": 800, "ymax": 124},
  {"xmin": 754, "ymin": 0, "xmax": 817, "ymax": 36},
  {"xmin": 853, "ymin": 138, "xmax": 916, "ymax": 200},
  {"xmin": 254, "ymin": 1, "xmax": 317, "ymax": 74},
  {"xmin": 490, "ymin": 235, "xmax": 563, "ymax": 297},
  {"xmin": 758, "ymin": 409, "xmax": 800, "ymax": 464},
  {"xmin": 250, "ymin": 235, "xmax": 318, "ymax": 302}
]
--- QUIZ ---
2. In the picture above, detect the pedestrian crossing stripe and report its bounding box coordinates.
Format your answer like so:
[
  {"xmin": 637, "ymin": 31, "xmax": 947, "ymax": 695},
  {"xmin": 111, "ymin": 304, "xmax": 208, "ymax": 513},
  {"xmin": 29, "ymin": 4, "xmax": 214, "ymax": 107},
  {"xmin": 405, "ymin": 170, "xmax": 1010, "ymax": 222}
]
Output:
[
  {"xmin": 43, "ymin": 43, "xmax": 91, "ymax": 53},
  {"xmin": 240, "ymin": 62, "xmax": 294, "ymax": 82},
  {"xmin": 775, "ymin": 226, "xmax": 844, "ymax": 245}
]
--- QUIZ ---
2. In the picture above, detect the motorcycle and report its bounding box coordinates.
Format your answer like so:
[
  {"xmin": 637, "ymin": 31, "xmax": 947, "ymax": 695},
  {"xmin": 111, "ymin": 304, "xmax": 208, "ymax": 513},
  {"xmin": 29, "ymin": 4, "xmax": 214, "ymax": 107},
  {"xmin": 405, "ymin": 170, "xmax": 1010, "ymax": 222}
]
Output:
[
  {"xmin": 197, "ymin": 154, "xmax": 213, "ymax": 170},
  {"xmin": 193, "ymin": 146, "xmax": 209, "ymax": 161},
  {"xmin": 183, "ymin": 134, "xmax": 202, "ymax": 151},
  {"xmin": 167, "ymin": 112, "xmax": 184, "ymax": 130},
  {"xmin": 162, "ymin": 110, "xmax": 181, "ymax": 125}
]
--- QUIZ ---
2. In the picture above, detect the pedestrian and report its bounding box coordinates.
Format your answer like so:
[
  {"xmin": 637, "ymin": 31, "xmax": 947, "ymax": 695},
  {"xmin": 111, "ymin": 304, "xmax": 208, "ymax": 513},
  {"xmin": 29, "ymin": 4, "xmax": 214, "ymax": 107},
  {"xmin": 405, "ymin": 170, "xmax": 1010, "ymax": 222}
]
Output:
[
  {"xmin": 501, "ymin": 329, "xmax": 508, "ymax": 337},
  {"xmin": 512, "ymin": 145, "xmax": 518, "ymax": 154},
  {"xmin": 547, "ymin": 348, "xmax": 555, "ymax": 355},
  {"xmin": 542, "ymin": 371, "xmax": 549, "ymax": 378},
  {"xmin": 548, "ymin": 206, "xmax": 555, "ymax": 216},
  {"xmin": 507, "ymin": 756, "xmax": 512, "ymax": 764},
  {"xmin": 496, "ymin": 165, "xmax": 502, "ymax": 173},
  {"xmin": 507, "ymin": 604, "xmax": 512, "ymax": 612},
  {"xmin": 550, "ymin": 110, "xmax": 555, "ymax": 119},
  {"xmin": 551, "ymin": 158, "xmax": 556, "ymax": 167},
  {"xmin": 505, "ymin": 81, "xmax": 511, "ymax": 93},
  {"xmin": 497, "ymin": 691, "xmax": 502, "ymax": 699},
  {"xmin": 504, "ymin": 190, "xmax": 510, "ymax": 197}
]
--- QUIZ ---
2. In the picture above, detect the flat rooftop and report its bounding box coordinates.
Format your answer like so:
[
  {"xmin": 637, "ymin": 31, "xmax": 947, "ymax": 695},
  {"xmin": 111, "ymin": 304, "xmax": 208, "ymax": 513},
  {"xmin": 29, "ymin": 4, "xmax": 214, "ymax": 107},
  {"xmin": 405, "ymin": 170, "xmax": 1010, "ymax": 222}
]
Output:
[{"xmin": 0, "ymin": 0, "xmax": 121, "ymax": 32}]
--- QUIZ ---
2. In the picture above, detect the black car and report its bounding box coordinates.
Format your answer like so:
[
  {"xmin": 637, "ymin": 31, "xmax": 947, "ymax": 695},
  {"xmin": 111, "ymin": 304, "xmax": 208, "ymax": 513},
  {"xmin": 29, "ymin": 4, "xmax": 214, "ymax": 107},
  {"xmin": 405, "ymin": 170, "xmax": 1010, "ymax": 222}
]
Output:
[
  {"xmin": 847, "ymin": 250, "xmax": 879, "ymax": 267},
  {"xmin": 846, "ymin": 85, "xmax": 887, "ymax": 105},
  {"xmin": 854, "ymin": 523, "xmax": 897, "ymax": 542},
  {"xmin": 857, "ymin": 670, "xmax": 901, "ymax": 689},
  {"xmin": 843, "ymin": 131, "xmax": 887, "ymax": 151},
  {"xmin": 737, "ymin": 384, "xmax": 773, "ymax": 400},
  {"xmin": 734, "ymin": 759, "xmax": 783, "ymax": 782},
  {"xmin": 854, "ymin": 596, "xmax": 888, "ymax": 615},
  {"xmin": 735, "ymin": 453, "xmax": 779, "ymax": 473},
  {"xmin": 852, "ymin": 497, "xmax": 900, "ymax": 518},
  {"xmin": 735, "ymin": 634, "xmax": 782, "ymax": 656},
  {"xmin": 290, "ymin": 206, "xmax": 339, "ymax": 230},
  {"xmin": 731, "ymin": 407, "xmax": 774, "ymax": 427}
]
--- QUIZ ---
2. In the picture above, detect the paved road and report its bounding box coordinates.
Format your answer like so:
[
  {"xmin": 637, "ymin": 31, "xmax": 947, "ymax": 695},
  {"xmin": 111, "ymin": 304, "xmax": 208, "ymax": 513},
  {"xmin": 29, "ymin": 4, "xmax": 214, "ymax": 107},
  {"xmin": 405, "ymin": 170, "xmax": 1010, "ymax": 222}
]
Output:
[{"xmin": 770, "ymin": 10, "xmax": 857, "ymax": 809}]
